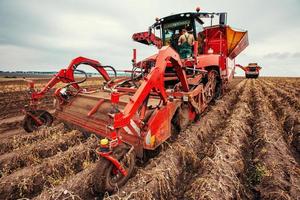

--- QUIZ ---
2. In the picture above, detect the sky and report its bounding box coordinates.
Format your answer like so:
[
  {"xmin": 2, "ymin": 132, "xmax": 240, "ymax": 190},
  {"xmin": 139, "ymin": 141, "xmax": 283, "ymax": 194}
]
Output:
[{"xmin": 0, "ymin": 0, "xmax": 299, "ymax": 76}]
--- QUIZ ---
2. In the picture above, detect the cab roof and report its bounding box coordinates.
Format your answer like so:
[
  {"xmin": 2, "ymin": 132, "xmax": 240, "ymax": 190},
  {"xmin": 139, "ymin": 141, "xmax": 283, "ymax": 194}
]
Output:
[{"xmin": 152, "ymin": 12, "xmax": 224, "ymax": 27}]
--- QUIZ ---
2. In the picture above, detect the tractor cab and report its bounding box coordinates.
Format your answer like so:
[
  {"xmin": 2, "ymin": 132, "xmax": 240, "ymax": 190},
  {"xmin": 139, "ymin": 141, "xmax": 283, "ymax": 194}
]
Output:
[
  {"xmin": 132, "ymin": 10, "xmax": 228, "ymax": 58},
  {"xmin": 154, "ymin": 12, "xmax": 204, "ymax": 52}
]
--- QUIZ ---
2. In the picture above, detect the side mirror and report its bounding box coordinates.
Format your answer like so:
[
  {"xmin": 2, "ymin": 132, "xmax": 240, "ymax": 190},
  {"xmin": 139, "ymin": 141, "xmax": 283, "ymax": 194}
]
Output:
[{"xmin": 219, "ymin": 13, "xmax": 227, "ymax": 25}]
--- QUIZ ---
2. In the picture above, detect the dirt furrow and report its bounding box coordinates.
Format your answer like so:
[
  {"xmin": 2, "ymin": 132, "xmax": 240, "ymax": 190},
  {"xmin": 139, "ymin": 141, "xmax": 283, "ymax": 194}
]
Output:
[
  {"xmin": 0, "ymin": 121, "xmax": 23, "ymax": 136},
  {"xmin": 0, "ymin": 80, "xmax": 101, "ymax": 93},
  {"xmin": 271, "ymin": 81, "xmax": 300, "ymax": 96},
  {"xmin": 271, "ymin": 78, "xmax": 300, "ymax": 88},
  {"xmin": 0, "ymin": 109, "xmax": 56, "ymax": 139},
  {"xmin": 0, "ymin": 104, "xmax": 54, "ymax": 120},
  {"xmin": 35, "ymin": 163, "xmax": 98, "ymax": 200},
  {"xmin": 0, "ymin": 82, "xmax": 101, "ymax": 120},
  {"xmin": 0, "ymin": 123, "xmax": 65, "ymax": 156},
  {"xmin": 0, "ymin": 136, "xmax": 98, "ymax": 200},
  {"xmin": 266, "ymin": 78, "xmax": 299, "ymax": 87},
  {"xmin": 0, "ymin": 91, "xmax": 54, "ymax": 120},
  {"xmin": 259, "ymin": 79, "xmax": 300, "ymax": 157},
  {"xmin": 0, "ymin": 130, "xmax": 85, "ymax": 177},
  {"xmin": 226, "ymin": 77, "xmax": 243, "ymax": 91},
  {"xmin": 181, "ymin": 80, "xmax": 255, "ymax": 200},
  {"xmin": 102, "ymin": 80, "xmax": 247, "ymax": 200},
  {"xmin": 0, "ymin": 127, "xmax": 26, "ymax": 140},
  {"xmin": 249, "ymin": 79, "xmax": 300, "ymax": 199},
  {"xmin": 261, "ymin": 79, "xmax": 300, "ymax": 111}
]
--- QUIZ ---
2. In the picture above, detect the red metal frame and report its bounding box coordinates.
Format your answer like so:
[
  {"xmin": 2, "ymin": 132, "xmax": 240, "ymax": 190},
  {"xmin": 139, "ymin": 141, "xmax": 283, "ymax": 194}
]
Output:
[
  {"xmin": 132, "ymin": 32, "xmax": 163, "ymax": 49},
  {"xmin": 29, "ymin": 56, "xmax": 111, "ymax": 101},
  {"xmin": 22, "ymin": 11, "xmax": 249, "ymax": 180},
  {"xmin": 96, "ymin": 151, "xmax": 128, "ymax": 176},
  {"xmin": 24, "ymin": 56, "xmax": 113, "ymax": 132}
]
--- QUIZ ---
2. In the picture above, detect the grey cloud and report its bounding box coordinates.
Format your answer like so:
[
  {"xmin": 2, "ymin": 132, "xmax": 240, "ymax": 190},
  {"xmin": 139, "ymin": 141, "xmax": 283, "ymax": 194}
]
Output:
[
  {"xmin": 0, "ymin": 0, "xmax": 299, "ymax": 77},
  {"xmin": 263, "ymin": 52, "xmax": 300, "ymax": 59},
  {"xmin": 292, "ymin": 52, "xmax": 300, "ymax": 58}
]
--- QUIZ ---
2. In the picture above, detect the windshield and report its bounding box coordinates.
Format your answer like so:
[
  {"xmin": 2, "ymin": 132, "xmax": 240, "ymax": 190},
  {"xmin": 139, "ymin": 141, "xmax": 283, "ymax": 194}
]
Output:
[{"xmin": 162, "ymin": 19, "xmax": 192, "ymax": 46}]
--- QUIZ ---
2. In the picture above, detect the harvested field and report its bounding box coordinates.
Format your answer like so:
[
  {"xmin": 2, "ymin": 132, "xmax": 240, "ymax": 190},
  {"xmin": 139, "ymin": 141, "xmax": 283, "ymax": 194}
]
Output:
[
  {"xmin": 0, "ymin": 136, "xmax": 98, "ymax": 200},
  {"xmin": 0, "ymin": 77, "xmax": 103, "ymax": 93},
  {"xmin": 0, "ymin": 77, "xmax": 103, "ymax": 121},
  {"xmin": 0, "ymin": 129, "xmax": 86, "ymax": 177},
  {"xmin": 0, "ymin": 77, "xmax": 300, "ymax": 199}
]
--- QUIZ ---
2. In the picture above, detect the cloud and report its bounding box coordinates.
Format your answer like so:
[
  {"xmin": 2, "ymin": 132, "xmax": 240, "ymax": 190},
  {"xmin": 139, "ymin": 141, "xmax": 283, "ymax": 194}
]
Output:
[
  {"xmin": 0, "ymin": 0, "xmax": 299, "ymax": 77},
  {"xmin": 292, "ymin": 52, "xmax": 300, "ymax": 58},
  {"xmin": 263, "ymin": 52, "xmax": 300, "ymax": 59}
]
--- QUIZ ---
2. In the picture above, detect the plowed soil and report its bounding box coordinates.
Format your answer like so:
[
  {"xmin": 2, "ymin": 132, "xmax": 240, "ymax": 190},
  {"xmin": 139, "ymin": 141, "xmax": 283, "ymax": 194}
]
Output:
[
  {"xmin": 0, "ymin": 77, "xmax": 102, "ymax": 139},
  {"xmin": 0, "ymin": 77, "xmax": 299, "ymax": 200}
]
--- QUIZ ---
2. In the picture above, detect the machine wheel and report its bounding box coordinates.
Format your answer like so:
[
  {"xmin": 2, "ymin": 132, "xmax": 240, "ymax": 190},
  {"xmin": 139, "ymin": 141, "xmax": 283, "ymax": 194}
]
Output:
[
  {"xmin": 143, "ymin": 145, "xmax": 162, "ymax": 161},
  {"xmin": 214, "ymin": 80, "xmax": 222, "ymax": 100},
  {"xmin": 63, "ymin": 122, "xmax": 73, "ymax": 131},
  {"xmin": 204, "ymin": 70, "xmax": 218, "ymax": 103},
  {"xmin": 23, "ymin": 110, "xmax": 53, "ymax": 133},
  {"xmin": 194, "ymin": 113, "xmax": 201, "ymax": 122},
  {"xmin": 94, "ymin": 144, "xmax": 136, "ymax": 193},
  {"xmin": 177, "ymin": 105, "xmax": 190, "ymax": 131},
  {"xmin": 171, "ymin": 109, "xmax": 180, "ymax": 135}
]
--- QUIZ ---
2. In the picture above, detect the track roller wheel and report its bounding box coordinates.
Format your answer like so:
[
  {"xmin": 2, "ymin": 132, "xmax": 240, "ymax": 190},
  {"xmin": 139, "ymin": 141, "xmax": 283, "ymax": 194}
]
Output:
[
  {"xmin": 205, "ymin": 70, "xmax": 218, "ymax": 103},
  {"xmin": 23, "ymin": 110, "xmax": 53, "ymax": 133},
  {"xmin": 178, "ymin": 105, "xmax": 190, "ymax": 131},
  {"xmin": 94, "ymin": 144, "xmax": 136, "ymax": 193},
  {"xmin": 143, "ymin": 145, "xmax": 162, "ymax": 162}
]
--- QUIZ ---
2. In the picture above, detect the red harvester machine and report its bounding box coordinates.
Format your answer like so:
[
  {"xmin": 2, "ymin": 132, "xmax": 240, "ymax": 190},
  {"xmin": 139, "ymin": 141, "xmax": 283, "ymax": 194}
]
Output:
[
  {"xmin": 236, "ymin": 63, "xmax": 262, "ymax": 78},
  {"xmin": 22, "ymin": 8, "xmax": 248, "ymax": 192}
]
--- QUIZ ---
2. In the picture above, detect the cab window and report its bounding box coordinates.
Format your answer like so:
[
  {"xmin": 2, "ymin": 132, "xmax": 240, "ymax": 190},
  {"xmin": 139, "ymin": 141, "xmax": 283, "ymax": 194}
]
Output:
[
  {"xmin": 162, "ymin": 19, "xmax": 191, "ymax": 46},
  {"xmin": 195, "ymin": 19, "xmax": 204, "ymax": 53},
  {"xmin": 195, "ymin": 20, "xmax": 203, "ymax": 37}
]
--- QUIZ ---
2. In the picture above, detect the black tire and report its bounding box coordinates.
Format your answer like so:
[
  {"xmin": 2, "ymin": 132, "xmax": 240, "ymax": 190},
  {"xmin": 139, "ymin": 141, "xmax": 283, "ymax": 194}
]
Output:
[
  {"xmin": 94, "ymin": 144, "xmax": 136, "ymax": 193},
  {"xmin": 205, "ymin": 70, "xmax": 219, "ymax": 103},
  {"xmin": 214, "ymin": 80, "xmax": 222, "ymax": 100},
  {"xmin": 194, "ymin": 113, "xmax": 201, "ymax": 122},
  {"xmin": 178, "ymin": 105, "xmax": 190, "ymax": 131},
  {"xmin": 63, "ymin": 122, "xmax": 73, "ymax": 131},
  {"xmin": 143, "ymin": 145, "xmax": 162, "ymax": 161},
  {"xmin": 168, "ymin": 108, "xmax": 181, "ymax": 142},
  {"xmin": 23, "ymin": 110, "xmax": 53, "ymax": 133},
  {"xmin": 292, "ymin": 124, "xmax": 300, "ymax": 152},
  {"xmin": 171, "ymin": 109, "xmax": 180, "ymax": 135},
  {"xmin": 82, "ymin": 131, "xmax": 91, "ymax": 138}
]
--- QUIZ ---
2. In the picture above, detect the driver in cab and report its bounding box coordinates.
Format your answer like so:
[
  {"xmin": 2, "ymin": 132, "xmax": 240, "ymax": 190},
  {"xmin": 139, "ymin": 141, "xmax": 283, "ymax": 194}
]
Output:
[{"xmin": 178, "ymin": 28, "xmax": 195, "ymax": 58}]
